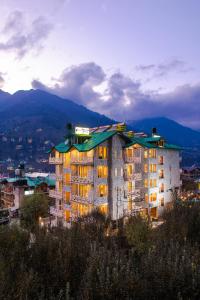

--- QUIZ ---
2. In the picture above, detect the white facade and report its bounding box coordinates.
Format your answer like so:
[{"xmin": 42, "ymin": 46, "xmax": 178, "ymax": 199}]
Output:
[{"xmin": 49, "ymin": 129, "xmax": 182, "ymax": 225}]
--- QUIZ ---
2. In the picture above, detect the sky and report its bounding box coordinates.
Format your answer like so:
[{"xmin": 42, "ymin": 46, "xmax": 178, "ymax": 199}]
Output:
[{"xmin": 0, "ymin": 0, "xmax": 200, "ymax": 129}]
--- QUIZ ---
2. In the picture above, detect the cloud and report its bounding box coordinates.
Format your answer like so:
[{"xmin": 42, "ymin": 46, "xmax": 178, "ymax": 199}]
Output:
[
  {"xmin": 32, "ymin": 62, "xmax": 200, "ymax": 129},
  {"xmin": 136, "ymin": 59, "xmax": 191, "ymax": 78},
  {"xmin": 32, "ymin": 62, "xmax": 106, "ymax": 108},
  {"xmin": 0, "ymin": 11, "xmax": 53, "ymax": 58},
  {"xmin": 0, "ymin": 72, "xmax": 5, "ymax": 88}
]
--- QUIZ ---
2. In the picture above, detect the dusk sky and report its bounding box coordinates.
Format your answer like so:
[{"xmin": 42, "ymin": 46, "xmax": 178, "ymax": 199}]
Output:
[{"xmin": 0, "ymin": 0, "xmax": 200, "ymax": 129}]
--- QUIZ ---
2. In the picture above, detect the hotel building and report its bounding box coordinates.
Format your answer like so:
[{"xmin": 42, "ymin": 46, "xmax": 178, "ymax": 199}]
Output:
[{"xmin": 49, "ymin": 123, "xmax": 181, "ymax": 225}]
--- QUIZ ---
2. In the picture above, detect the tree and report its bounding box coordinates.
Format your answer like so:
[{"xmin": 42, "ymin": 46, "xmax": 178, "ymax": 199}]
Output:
[
  {"xmin": 125, "ymin": 215, "xmax": 151, "ymax": 254},
  {"xmin": 20, "ymin": 193, "xmax": 49, "ymax": 231}
]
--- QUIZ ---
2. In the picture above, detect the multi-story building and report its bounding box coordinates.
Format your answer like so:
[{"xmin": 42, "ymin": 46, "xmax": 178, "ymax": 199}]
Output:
[{"xmin": 49, "ymin": 123, "xmax": 181, "ymax": 225}]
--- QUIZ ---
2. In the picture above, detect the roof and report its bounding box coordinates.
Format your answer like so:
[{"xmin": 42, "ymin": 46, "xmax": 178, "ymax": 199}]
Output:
[
  {"xmin": 51, "ymin": 128, "xmax": 181, "ymax": 153},
  {"xmin": 125, "ymin": 137, "xmax": 157, "ymax": 149},
  {"xmin": 54, "ymin": 142, "xmax": 71, "ymax": 153},
  {"xmin": 0, "ymin": 176, "xmax": 55, "ymax": 187}
]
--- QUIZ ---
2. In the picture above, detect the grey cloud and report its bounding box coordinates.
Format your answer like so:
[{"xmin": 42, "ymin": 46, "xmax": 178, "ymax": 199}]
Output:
[
  {"xmin": 31, "ymin": 62, "xmax": 200, "ymax": 129},
  {"xmin": 33, "ymin": 62, "xmax": 105, "ymax": 107},
  {"xmin": 0, "ymin": 11, "xmax": 53, "ymax": 58},
  {"xmin": 136, "ymin": 59, "xmax": 190, "ymax": 78}
]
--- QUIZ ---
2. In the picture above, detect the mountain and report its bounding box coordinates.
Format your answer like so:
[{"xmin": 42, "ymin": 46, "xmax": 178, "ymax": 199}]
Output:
[
  {"xmin": 128, "ymin": 117, "xmax": 200, "ymax": 166},
  {"xmin": 0, "ymin": 89, "xmax": 114, "ymax": 172},
  {"xmin": 0, "ymin": 90, "xmax": 199, "ymax": 173}
]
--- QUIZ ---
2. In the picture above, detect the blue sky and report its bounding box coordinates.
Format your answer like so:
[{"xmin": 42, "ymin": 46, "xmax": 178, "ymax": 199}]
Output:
[{"xmin": 0, "ymin": 0, "xmax": 200, "ymax": 128}]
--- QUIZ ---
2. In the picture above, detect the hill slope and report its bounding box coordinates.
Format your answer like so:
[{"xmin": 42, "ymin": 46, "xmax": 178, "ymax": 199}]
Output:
[{"xmin": 0, "ymin": 89, "xmax": 114, "ymax": 172}]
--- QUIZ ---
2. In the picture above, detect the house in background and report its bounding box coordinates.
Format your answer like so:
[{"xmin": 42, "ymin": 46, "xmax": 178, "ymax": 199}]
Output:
[
  {"xmin": 49, "ymin": 123, "xmax": 182, "ymax": 226},
  {"xmin": 0, "ymin": 164, "xmax": 55, "ymax": 213}
]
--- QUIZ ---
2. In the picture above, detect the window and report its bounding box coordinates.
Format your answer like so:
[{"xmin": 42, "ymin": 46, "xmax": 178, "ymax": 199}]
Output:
[
  {"xmin": 158, "ymin": 156, "xmax": 164, "ymax": 165},
  {"xmin": 144, "ymin": 164, "xmax": 148, "ymax": 173},
  {"xmin": 72, "ymin": 184, "xmax": 90, "ymax": 197},
  {"xmin": 65, "ymin": 192, "xmax": 70, "ymax": 203},
  {"xmin": 150, "ymin": 179, "xmax": 157, "ymax": 188},
  {"xmin": 159, "ymin": 183, "xmax": 164, "ymax": 193},
  {"xmin": 127, "ymin": 164, "xmax": 133, "ymax": 176},
  {"xmin": 150, "ymin": 193, "xmax": 157, "ymax": 202},
  {"xmin": 98, "ymin": 185, "xmax": 108, "ymax": 197},
  {"xmin": 150, "ymin": 164, "xmax": 157, "ymax": 173},
  {"xmin": 97, "ymin": 166, "xmax": 108, "ymax": 178},
  {"xmin": 121, "ymin": 168, "xmax": 123, "ymax": 177},
  {"xmin": 160, "ymin": 197, "xmax": 164, "ymax": 206},
  {"xmin": 145, "ymin": 193, "xmax": 148, "ymax": 202},
  {"xmin": 98, "ymin": 146, "xmax": 107, "ymax": 159},
  {"xmin": 158, "ymin": 139, "xmax": 164, "ymax": 147},
  {"xmin": 149, "ymin": 149, "xmax": 157, "ymax": 158},
  {"xmin": 159, "ymin": 170, "xmax": 164, "ymax": 179},
  {"xmin": 144, "ymin": 179, "xmax": 148, "ymax": 188},
  {"xmin": 144, "ymin": 150, "xmax": 148, "ymax": 159},
  {"xmin": 114, "ymin": 168, "xmax": 118, "ymax": 177},
  {"xmin": 128, "ymin": 181, "xmax": 132, "ymax": 192}
]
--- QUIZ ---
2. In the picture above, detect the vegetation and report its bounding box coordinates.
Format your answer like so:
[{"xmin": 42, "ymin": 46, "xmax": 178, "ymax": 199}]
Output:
[
  {"xmin": 1, "ymin": 202, "xmax": 200, "ymax": 299},
  {"xmin": 20, "ymin": 193, "xmax": 49, "ymax": 231}
]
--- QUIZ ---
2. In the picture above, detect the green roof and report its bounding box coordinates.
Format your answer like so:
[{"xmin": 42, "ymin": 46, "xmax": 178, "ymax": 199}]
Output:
[
  {"xmin": 125, "ymin": 137, "xmax": 157, "ymax": 149},
  {"xmin": 73, "ymin": 131, "xmax": 117, "ymax": 152},
  {"xmin": 54, "ymin": 142, "xmax": 71, "ymax": 153}
]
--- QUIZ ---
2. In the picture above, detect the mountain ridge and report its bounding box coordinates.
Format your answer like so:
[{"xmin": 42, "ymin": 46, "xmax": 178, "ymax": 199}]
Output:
[{"xmin": 0, "ymin": 89, "xmax": 199, "ymax": 171}]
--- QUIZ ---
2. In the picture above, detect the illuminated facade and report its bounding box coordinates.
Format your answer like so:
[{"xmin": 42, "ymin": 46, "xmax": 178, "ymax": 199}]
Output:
[{"xmin": 49, "ymin": 124, "xmax": 182, "ymax": 225}]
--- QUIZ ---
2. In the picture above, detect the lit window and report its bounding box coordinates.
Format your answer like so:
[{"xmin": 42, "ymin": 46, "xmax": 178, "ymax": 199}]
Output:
[
  {"xmin": 149, "ymin": 149, "xmax": 157, "ymax": 158},
  {"xmin": 127, "ymin": 165, "xmax": 133, "ymax": 176},
  {"xmin": 144, "ymin": 164, "xmax": 148, "ymax": 173},
  {"xmin": 150, "ymin": 164, "xmax": 156, "ymax": 173},
  {"xmin": 121, "ymin": 168, "xmax": 123, "ymax": 177},
  {"xmin": 98, "ymin": 146, "xmax": 107, "ymax": 159},
  {"xmin": 97, "ymin": 166, "xmax": 108, "ymax": 178},
  {"xmin": 149, "ymin": 179, "xmax": 157, "ymax": 188},
  {"xmin": 128, "ymin": 181, "xmax": 132, "ymax": 192},
  {"xmin": 114, "ymin": 168, "xmax": 118, "ymax": 177},
  {"xmin": 150, "ymin": 193, "xmax": 157, "ymax": 201},
  {"xmin": 144, "ymin": 150, "xmax": 148, "ymax": 159},
  {"xmin": 158, "ymin": 139, "xmax": 164, "ymax": 147},
  {"xmin": 65, "ymin": 192, "xmax": 70, "ymax": 203},
  {"xmin": 144, "ymin": 179, "xmax": 148, "ymax": 188},
  {"xmin": 145, "ymin": 193, "xmax": 148, "ymax": 202},
  {"xmin": 98, "ymin": 185, "xmax": 108, "ymax": 197}
]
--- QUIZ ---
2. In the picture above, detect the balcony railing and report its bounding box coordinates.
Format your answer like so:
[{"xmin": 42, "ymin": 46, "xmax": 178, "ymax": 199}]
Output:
[
  {"xmin": 56, "ymin": 174, "xmax": 63, "ymax": 181},
  {"xmin": 124, "ymin": 172, "xmax": 142, "ymax": 181},
  {"xmin": 70, "ymin": 157, "xmax": 94, "ymax": 164},
  {"xmin": 94, "ymin": 196, "xmax": 108, "ymax": 205},
  {"xmin": 71, "ymin": 173, "xmax": 93, "ymax": 184},
  {"xmin": 124, "ymin": 156, "xmax": 141, "ymax": 163},
  {"xmin": 49, "ymin": 157, "xmax": 63, "ymax": 164},
  {"xmin": 49, "ymin": 190, "xmax": 62, "ymax": 200},
  {"xmin": 71, "ymin": 193, "xmax": 93, "ymax": 204},
  {"xmin": 50, "ymin": 206, "xmax": 63, "ymax": 218}
]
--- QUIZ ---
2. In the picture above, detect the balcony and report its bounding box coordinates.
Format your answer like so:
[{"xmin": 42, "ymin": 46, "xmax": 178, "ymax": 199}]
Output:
[
  {"xmin": 94, "ymin": 196, "xmax": 108, "ymax": 205},
  {"xmin": 71, "ymin": 193, "xmax": 93, "ymax": 204},
  {"xmin": 124, "ymin": 172, "xmax": 142, "ymax": 181},
  {"xmin": 124, "ymin": 156, "xmax": 141, "ymax": 163},
  {"xmin": 49, "ymin": 157, "xmax": 63, "ymax": 164},
  {"xmin": 71, "ymin": 173, "xmax": 93, "ymax": 184},
  {"xmin": 71, "ymin": 156, "xmax": 94, "ymax": 165},
  {"xmin": 50, "ymin": 206, "xmax": 63, "ymax": 218},
  {"xmin": 56, "ymin": 174, "xmax": 63, "ymax": 181},
  {"xmin": 49, "ymin": 190, "xmax": 62, "ymax": 200}
]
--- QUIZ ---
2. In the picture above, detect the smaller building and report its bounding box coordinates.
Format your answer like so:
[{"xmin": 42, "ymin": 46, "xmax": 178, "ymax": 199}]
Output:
[{"xmin": 0, "ymin": 165, "xmax": 55, "ymax": 213}]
